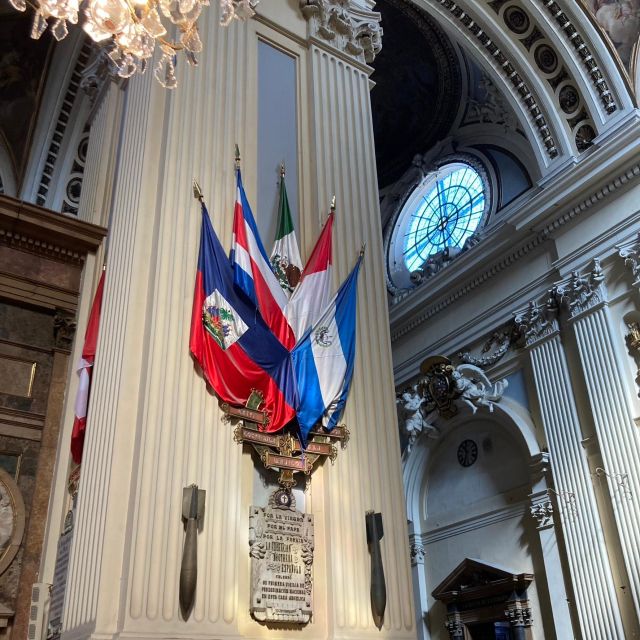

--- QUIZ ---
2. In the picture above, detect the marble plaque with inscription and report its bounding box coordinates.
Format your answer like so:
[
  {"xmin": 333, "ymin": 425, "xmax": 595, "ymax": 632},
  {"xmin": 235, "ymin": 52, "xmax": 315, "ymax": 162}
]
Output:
[{"xmin": 249, "ymin": 491, "xmax": 313, "ymax": 623}]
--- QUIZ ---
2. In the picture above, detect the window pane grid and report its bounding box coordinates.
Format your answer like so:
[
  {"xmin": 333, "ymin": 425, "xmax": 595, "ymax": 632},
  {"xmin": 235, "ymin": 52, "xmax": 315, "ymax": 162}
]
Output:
[{"xmin": 403, "ymin": 163, "xmax": 486, "ymax": 271}]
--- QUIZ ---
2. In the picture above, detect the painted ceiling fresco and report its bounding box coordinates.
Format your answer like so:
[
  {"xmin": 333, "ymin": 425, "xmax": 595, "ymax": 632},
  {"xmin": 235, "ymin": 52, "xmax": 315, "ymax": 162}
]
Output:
[
  {"xmin": 583, "ymin": 0, "xmax": 640, "ymax": 73},
  {"xmin": 0, "ymin": 12, "xmax": 53, "ymax": 189}
]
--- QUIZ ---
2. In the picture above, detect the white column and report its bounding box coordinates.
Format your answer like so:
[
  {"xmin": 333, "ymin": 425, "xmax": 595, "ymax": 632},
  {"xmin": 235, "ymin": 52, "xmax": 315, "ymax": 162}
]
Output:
[
  {"xmin": 408, "ymin": 535, "xmax": 429, "ymax": 640},
  {"xmin": 59, "ymin": 1, "xmax": 416, "ymax": 639},
  {"xmin": 555, "ymin": 259, "xmax": 640, "ymax": 617},
  {"xmin": 515, "ymin": 294, "xmax": 624, "ymax": 639}
]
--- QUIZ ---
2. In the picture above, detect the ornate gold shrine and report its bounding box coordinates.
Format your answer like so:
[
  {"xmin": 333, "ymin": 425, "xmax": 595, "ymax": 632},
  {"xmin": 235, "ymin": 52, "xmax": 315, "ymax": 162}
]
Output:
[{"xmin": 222, "ymin": 391, "xmax": 349, "ymax": 489}]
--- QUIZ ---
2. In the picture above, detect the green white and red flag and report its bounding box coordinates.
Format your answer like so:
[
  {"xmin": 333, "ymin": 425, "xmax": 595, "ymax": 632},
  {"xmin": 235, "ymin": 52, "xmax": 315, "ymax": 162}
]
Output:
[{"xmin": 270, "ymin": 169, "xmax": 302, "ymax": 295}]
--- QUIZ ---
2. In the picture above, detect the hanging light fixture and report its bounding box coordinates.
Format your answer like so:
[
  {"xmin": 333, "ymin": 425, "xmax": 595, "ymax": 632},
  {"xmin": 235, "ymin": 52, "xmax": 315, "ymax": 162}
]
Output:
[{"xmin": 8, "ymin": 0, "xmax": 256, "ymax": 88}]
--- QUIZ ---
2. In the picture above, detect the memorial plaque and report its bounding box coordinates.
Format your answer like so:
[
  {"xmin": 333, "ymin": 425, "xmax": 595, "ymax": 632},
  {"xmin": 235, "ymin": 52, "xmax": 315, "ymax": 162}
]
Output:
[
  {"xmin": 49, "ymin": 513, "xmax": 74, "ymax": 638},
  {"xmin": 249, "ymin": 490, "xmax": 313, "ymax": 623}
]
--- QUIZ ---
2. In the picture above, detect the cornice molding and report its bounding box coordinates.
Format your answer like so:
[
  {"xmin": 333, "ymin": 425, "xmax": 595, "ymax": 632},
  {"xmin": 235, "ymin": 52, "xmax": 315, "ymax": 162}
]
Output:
[{"xmin": 0, "ymin": 194, "xmax": 106, "ymax": 264}]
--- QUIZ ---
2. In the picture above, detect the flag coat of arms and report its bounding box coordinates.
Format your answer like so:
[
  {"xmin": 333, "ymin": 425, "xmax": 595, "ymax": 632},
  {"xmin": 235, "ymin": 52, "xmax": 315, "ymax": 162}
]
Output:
[
  {"xmin": 231, "ymin": 170, "xmax": 296, "ymax": 350},
  {"xmin": 286, "ymin": 211, "xmax": 334, "ymax": 342},
  {"xmin": 270, "ymin": 171, "xmax": 302, "ymax": 294},
  {"xmin": 190, "ymin": 204, "xmax": 297, "ymax": 432},
  {"xmin": 292, "ymin": 254, "xmax": 362, "ymax": 443}
]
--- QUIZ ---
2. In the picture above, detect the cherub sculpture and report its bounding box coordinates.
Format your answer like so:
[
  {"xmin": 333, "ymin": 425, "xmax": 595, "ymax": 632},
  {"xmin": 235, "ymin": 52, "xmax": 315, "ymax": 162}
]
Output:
[
  {"xmin": 397, "ymin": 385, "xmax": 439, "ymax": 454},
  {"xmin": 451, "ymin": 364, "xmax": 508, "ymax": 414}
]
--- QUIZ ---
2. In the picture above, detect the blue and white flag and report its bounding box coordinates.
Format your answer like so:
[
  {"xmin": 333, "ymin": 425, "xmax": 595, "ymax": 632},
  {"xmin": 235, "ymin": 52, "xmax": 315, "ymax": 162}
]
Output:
[{"xmin": 292, "ymin": 254, "xmax": 363, "ymax": 443}]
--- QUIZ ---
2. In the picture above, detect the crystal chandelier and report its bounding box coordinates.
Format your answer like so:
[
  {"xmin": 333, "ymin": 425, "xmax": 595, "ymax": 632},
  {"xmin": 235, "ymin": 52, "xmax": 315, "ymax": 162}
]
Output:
[{"xmin": 8, "ymin": 0, "xmax": 256, "ymax": 88}]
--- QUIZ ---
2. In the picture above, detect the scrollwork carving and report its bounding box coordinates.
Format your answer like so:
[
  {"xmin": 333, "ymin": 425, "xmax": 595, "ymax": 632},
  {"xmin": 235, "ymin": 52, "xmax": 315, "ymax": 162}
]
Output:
[
  {"xmin": 554, "ymin": 258, "xmax": 606, "ymax": 317},
  {"xmin": 514, "ymin": 293, "xmax": 559, "ymax": 347},
  {"xmin": 299, "ymin": 0, "xmax": 382, "ymax": 63}
]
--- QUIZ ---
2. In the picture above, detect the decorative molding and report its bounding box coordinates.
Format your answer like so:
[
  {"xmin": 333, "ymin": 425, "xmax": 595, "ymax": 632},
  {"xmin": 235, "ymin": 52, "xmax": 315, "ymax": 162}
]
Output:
[
  {"xmin": 488, "ymin": 0, "xmax": 596, "ymax": 152},
  {"xmin": 617, "ymin": 231, "xmax": 640, "ymax": 288},
  {"xmin": 61, "ymin": 127, "xmax": 89, "ymax": 216},
  {"xmin": 54, "ymin": 311, "xmax": 77, "ymax": 351},
  {"xmin": 299, "ymin": 0, "xmax": 382, "ymax": 63},
  {"xmin": 505, "ymin": 605, "xmax": 533, "ymax": 626},
  {"xmin": 554, "ymin": 258, "xmax": 606, "ymax": 318},
  {"xmin": 36, "ymin": 39, "xmax": 92, "ymax": 209},
  {"xmin": 536, "ymin": 0, "xmax": 616, "ymax": 115},
  {"xmin": 625, "ymin": 320, "xmax": 640, "ymax": 397},
  {"xmin": 435, "ymin": 0, "xmax": 558, "ymax": 158},
  {"xmin": 410, "ymin": 541, "xmax": 425, "ymax": 566},
  {"xmin": 514, "ymin": 293, "xmax": 559, "ymax": 347},
  {"xmin": 458, "ymin": 325, "xmax": 516, "ymax": 365},
  {"xmin": 530, "ymin": 497, "xmax": 554, "ymax": 529}
]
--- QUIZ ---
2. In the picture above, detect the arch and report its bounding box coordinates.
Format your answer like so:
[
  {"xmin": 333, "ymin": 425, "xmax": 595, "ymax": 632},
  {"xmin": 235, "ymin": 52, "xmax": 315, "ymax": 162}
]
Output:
[{"xmin": 403, "ymin": 397, "xmax": 541, "ymax": 532}]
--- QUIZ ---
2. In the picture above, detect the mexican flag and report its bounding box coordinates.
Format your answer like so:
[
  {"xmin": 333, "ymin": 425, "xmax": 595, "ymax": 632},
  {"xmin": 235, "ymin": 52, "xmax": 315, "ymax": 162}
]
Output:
[{"xmin": 270, "ymin": 172, "xmax": 302, "ymax": 294}]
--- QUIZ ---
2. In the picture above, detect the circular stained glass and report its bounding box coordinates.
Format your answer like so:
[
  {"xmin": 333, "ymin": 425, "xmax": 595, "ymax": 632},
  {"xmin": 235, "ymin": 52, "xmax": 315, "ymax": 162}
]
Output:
[{"xmin": 403, "ymin": 163, "xmax": 486, "ymax": 272}]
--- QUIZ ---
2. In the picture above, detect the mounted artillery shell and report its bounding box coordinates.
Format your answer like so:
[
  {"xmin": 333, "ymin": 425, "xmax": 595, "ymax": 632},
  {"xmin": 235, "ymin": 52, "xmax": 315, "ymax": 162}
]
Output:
[
  {"xmin": 179, "ymin": 484, "xmax": 205, "ymax": 617},
  {"xmin": 365, "ymin": 511, "xmax": 386, "ymax": 630}
]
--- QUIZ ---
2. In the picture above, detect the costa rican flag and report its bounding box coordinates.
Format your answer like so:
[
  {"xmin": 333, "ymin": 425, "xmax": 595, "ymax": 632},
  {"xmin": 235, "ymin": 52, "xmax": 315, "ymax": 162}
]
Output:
[
  {"xmin": 231, "ymin": 169, "xmax": 296, "ymax": 350},
  {"xmin": 291, "ymin": 254, "xmax": 362, "ymax": 443},
  {"xmin": 190, "ymin": 203, "xmax": 297, "ymax": 432}
]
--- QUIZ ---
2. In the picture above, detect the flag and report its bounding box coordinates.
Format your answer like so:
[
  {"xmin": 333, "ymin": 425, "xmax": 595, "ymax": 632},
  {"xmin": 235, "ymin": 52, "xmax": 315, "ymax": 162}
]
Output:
[
  {"xmin": 231, "ymin": 169, "xmax": 295, "ymax": 349},
  {"xmin": 191, "ymin": 203, "xmax": 297, "ymax": 432},
  {"xmin": 286, "ymin": 211, "xmax": 334, "ymax": 342},
  {"xmin": 291, "ymin": 254, "xmax": 362, "ymax": 443},
  {"xmin": 270, "ymin": 171, "xmax": 302, "ymax": 294},
  {"xmin": 71, "ymin": 270, "xmax": 105, "ymax": 464}
]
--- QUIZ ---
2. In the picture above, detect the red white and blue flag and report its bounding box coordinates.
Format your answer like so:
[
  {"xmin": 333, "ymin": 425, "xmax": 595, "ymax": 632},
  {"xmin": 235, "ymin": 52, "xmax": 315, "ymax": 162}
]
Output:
[
  {"xmin": 231, "ymin": 170, "xmax": 296, "ymax": 350},
  {"xmin": 190, "ymin": 203, "xmax": 297, "ymax": 432}
]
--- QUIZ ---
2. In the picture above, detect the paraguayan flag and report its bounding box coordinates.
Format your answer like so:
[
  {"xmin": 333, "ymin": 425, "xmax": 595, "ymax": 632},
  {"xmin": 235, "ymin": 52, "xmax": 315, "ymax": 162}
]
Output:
[{"xmin": 291, "ymin": 254, "xmax": 363, "ymax": 444}]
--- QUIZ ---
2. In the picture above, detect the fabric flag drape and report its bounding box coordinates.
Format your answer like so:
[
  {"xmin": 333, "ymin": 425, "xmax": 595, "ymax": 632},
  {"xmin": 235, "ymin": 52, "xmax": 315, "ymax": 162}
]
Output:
[
  {"xmin": 231, "ymin": 169, "xmax": 295, "ymax": 350},
  {"xmin": 191, "ymin": 203, "xmax": 297, "ymax": 432},
  {"xmin": 270, "ymin": 171, "xmax": 302, "ymax": 295},
  {"xmin": 285, "ymin": 211, "xmax": 334, "ymax": 342},
  {"xmin": 291, "ymin": 253, "xmax": 362, "ymax": 443},
  {"xmin": 71, "ymin": 270, "xmax": 105, "ymax": 464}
]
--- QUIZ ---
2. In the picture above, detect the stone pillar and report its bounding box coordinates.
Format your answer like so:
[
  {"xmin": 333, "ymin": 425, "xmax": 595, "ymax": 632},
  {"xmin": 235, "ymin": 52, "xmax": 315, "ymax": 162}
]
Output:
[
  {"xmin": 555, "ymin": 259, "xmax": 640, "ymax": 617},
  {"xmin": 504, "ymin": 604, "xmax": 532, "ymax": 640},
  {"xmin": 57, "ymin": 1, "xmax": 416, "ymax": 639},
  {"xmin": 515, "ymin": 293, "xmax": 624, "ymax": 639}
]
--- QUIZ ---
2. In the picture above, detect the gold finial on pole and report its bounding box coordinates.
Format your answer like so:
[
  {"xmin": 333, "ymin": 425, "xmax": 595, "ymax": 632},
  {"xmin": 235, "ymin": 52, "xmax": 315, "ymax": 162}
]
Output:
[
  {"xmin": 280, "ymin": 162, "xmax": 286, "ymax": 178},
  {"xmin": 359, "ymin": 242, "xmax": 366, "ymax": 257},
  {"xmin": 330, "ymin": 195, "xmax": 336, "ymax": 213},
  {"xmin": 235, "ymin": 144, "xmax": 241, "ymax": 169},
  {"xmin": 193, "ymin": 179, "xmax": 204, "ymax": 203}
]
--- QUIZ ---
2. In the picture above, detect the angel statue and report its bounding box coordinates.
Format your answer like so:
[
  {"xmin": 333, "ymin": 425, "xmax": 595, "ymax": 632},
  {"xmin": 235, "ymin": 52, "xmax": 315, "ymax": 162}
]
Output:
[
  {"xmin": 451, "ymin": 364, "xmax": 508, "ymax": 414},
  {"xmin": 396, "ymin": 385, "xmax": 439, "ymax": 454}
]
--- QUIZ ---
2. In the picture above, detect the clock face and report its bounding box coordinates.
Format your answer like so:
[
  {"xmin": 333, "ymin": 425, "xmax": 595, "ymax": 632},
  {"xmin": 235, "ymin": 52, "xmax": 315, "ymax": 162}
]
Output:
[{"xmin": 457, "ymin": 439, "xmax": 478, "ymax": 467}]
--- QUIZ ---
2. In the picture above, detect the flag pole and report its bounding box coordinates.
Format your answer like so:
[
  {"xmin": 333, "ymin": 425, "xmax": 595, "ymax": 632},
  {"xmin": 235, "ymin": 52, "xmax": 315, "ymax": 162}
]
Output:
[
  {"xmin": 235, "ymin": 144, "xmax": 241, "ymax": 171},
  {"xmin": 360, "ymin": 242, "xmax": 366, "ymax": 257},
  {"xmin": 280, "ymin": 162, "xmax": 285, "ymax": 178},
  {"xmin": 193, "ymin": 179, "xmax": 204, "ymax": 204}
]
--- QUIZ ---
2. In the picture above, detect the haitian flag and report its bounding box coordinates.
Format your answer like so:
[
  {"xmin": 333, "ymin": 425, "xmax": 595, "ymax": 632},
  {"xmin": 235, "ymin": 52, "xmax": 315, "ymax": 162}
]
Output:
[{"xmin": 190, "ymin": 203, "xmax": 297, "ymax": 432}]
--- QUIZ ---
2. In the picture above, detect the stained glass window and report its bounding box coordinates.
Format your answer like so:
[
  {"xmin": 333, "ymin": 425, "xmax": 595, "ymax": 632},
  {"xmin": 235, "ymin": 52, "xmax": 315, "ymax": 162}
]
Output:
[{"xmin": 403, "ymin": 163, "xmax": 485, "ymax": 271}]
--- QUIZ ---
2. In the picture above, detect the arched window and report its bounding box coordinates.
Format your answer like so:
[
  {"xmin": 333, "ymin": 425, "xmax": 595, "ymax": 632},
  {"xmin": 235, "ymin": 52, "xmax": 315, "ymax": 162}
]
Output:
[{"xmin": 404, "ymin": 162, "xmax": 485, "ymax": 271}]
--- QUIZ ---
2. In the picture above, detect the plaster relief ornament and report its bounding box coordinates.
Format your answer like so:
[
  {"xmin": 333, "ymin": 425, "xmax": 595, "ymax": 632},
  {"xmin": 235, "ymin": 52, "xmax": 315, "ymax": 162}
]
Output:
[
  {"xmin": 396, "ymin": 385, "xmax": 439, "ymax": 454},
  {"xmin": 554, "ymin": 258, "xmax": 606, "ymax": 317},
  {"xmin": 452, "ymin": 364, "xmax": 508, "ymax": 414},
  {"xmin": 0, "ymin": 469, "xmax": 26, "ymax": 577}
]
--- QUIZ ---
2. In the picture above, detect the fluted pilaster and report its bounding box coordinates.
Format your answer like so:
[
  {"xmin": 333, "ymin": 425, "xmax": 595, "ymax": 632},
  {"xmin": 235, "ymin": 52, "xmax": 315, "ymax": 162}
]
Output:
[
  {"xmin": 308, "ymin": 43, "xmax": 415, "ymax": 637},
  {"xmin": 555, "ymin": 260, "xmax": 640, "ymax": 619},
  {"xmin": 515, "ymin": 294, "xmax": 624, "ymax": 639}
]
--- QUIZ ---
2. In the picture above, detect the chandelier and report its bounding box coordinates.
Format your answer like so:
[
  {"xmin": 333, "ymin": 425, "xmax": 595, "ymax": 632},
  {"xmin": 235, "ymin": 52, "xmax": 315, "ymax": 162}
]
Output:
[{"xmin": 8, "ymin": 0, "xmax": 256, "ymax": 88}]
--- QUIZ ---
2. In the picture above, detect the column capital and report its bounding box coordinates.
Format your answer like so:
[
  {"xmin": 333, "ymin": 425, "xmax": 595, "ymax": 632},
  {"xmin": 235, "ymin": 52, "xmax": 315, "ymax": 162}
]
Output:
[
  {"xmin": 409, "ymin": 540, "xmax": 425, "ymax": 566},
  {"xmin": 505, "ymin": 604, "xmax": 533, "ymax": 627},
  {"xmin": 616, "ymin": 231, "xmax": 640, "ymax": 290},
  {"xmin": 299, "ymin": 0, "xmax": 382, "ymax": 63},
  {"xmin": 444, "ymin": 613, "xmax": 465, "ymax": 639},
  {"xmin": 530, "ymin": 495, "xmax": 554, "ymax": 530},
  {"xmin": 554, "ymin": 258, "xmax": 607, "ymax": 319},
  {"xmin": 514, "ymin": 293, "xmax": 559, "ymax": 347}
]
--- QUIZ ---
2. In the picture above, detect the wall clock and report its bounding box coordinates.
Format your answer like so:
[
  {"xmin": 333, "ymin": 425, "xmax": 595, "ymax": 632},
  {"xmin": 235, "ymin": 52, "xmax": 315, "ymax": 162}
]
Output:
[{"xmin": 457, "ymin": 439, "xmax": 478, "ymax": 467}]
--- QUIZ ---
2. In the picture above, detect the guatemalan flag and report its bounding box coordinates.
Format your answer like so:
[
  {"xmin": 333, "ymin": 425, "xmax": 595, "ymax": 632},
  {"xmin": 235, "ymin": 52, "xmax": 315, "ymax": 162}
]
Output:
[
  {"xmin": 291, "ymin": 253, "xmax": 363, "ymax": 443},
  {"xmin": 231, "ymin": 170, "xmax": 296, "ymax": 350},
  {"xmin": 190, "ymin": 203, "xmax": 297, "ymax": 432}
]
